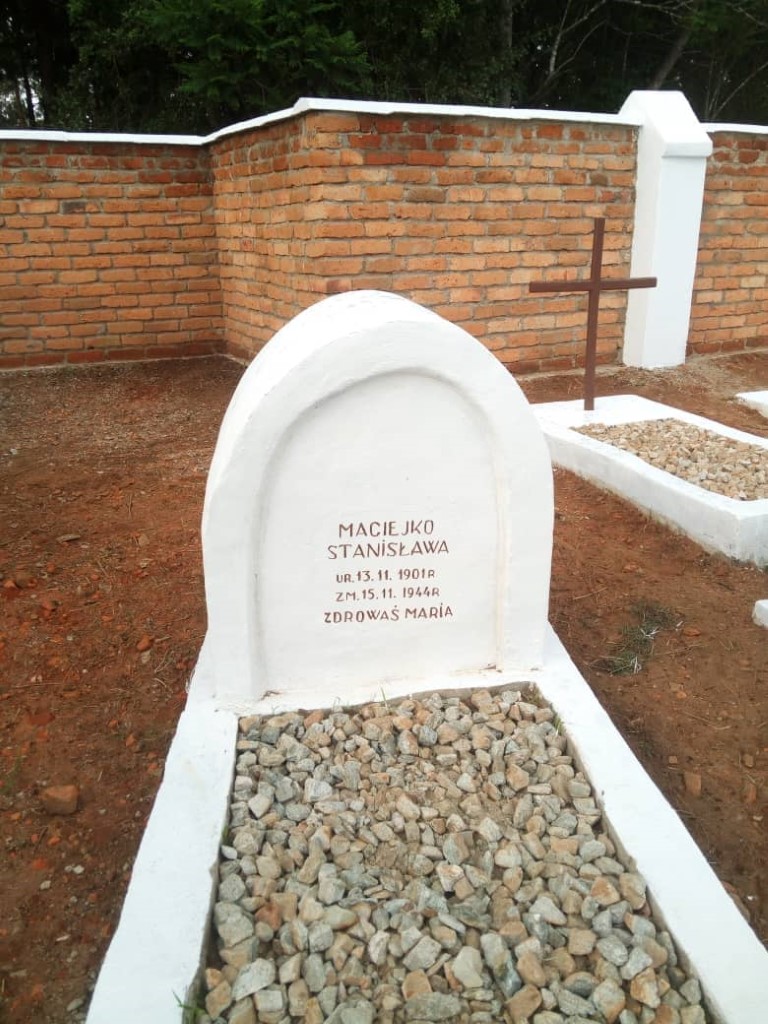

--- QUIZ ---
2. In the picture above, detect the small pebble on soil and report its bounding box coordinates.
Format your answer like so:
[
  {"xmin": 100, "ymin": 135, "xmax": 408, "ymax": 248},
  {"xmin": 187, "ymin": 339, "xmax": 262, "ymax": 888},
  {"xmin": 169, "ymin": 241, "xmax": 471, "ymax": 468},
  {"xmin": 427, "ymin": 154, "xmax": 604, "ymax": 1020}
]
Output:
[
  {"xmin": 40, "ymin": 784, "xmax": 80, "ymax": 816},
  {"xmin": 201, "ymin": 689, "xmax": 710, "ymax": 1024}
]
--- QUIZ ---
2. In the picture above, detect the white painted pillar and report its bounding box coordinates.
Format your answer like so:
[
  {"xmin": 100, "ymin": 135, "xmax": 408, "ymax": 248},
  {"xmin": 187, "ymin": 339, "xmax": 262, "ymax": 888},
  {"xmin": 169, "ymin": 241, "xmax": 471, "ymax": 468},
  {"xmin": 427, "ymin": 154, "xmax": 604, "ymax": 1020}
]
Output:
[{"xmin": 619, "ymin": 91, "xmax": 712, "ymax": 368}]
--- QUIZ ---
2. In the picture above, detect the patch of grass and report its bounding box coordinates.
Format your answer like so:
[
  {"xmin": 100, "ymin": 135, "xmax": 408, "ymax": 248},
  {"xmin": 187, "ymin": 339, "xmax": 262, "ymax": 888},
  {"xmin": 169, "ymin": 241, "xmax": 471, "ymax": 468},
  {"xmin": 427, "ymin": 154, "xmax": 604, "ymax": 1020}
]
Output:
[
  {"xmin": 0, "ymin": 756, "xmax": 23, "ymax": 808},
  {"xmin": 597, "ymin": 601, "xmax": 681, "ymax": 676},
  {"xmin": 173, "ymin": 990, "xmax": 206, "ymax": 1023}
]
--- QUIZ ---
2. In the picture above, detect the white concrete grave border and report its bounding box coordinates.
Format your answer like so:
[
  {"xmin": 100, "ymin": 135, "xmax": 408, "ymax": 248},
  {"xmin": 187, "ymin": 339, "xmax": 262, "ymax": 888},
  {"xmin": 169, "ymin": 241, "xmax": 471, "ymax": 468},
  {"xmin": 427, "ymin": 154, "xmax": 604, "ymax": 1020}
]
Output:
[
  {"xmin": 753, "ymin": 599, "xmax": 768, "ymax": 628},
  {"xmin": 87, "ymin": 297, "xmax": 768, "ymax": 1024},
  {"xmin": 534, "ymin": 394, "xmax": 768, "ymax": 567},
  {"xmin": 85, "ymin": 643, "xmax": 768, "ymax": 1024},
  {"xmin": 737, "ymin": 390, "xmax": 768, "ymax": 419}
]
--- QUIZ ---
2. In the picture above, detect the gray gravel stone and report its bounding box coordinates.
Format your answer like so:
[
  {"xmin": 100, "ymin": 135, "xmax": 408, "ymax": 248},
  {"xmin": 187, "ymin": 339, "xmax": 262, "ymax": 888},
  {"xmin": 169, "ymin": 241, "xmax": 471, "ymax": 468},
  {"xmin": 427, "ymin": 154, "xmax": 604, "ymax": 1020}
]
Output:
[
  {"xmin": 214, "ymin": 903, "xmax": 253, "ymax": 948},
  {"xmin": 556, "ymin": 987, "xmax": 594, "ymax": 1017},
  {"xmin": 404, "ymin": 993, "xmax": 462, "ymax": 1020},
  {"xmin": 218, "ymin": 874, "xmax": 246, "ymax": 903},
  {"xmin": 598, "ymin": 934, "xmax": 630, "ymax": 966},
  {"xmin": 308, "ymin": 921, "xmax": 333, "ymax": 953},
  {"xmin": 452, "ymin": 945, "xmax": 485, "ymax": 988},
  {"xmin": 231, "ymin": 959, "xmax": 276, "ymax": 1001},
  {"xmin": 681, "ymin": 1007, "xmax": 707, "ymax": 1024},
  {"xmin": 403, "ymin": 935, "xmax": 442, "ymax": 971},
  {"xmin": 254, "ymin": 986, "xmax": 285, "ymax": 1014},
  {"xmin": 326, "ymin": 999, "xmax": 375, "ymax": 1024},
  {"xmin": 302, "ymin": 952, "xmax": 327, "ymax": 993},
  {"xmin": 592, "ymin": 978, "xmax": 626, "ymax": 1021},
  {"xmin": 622, "ymin": 946, "xmax": 654, "ymax": 981},
  {"xmin": 247, "ymin": 793, "xmax": 272, "ymax": 818},
  {"xmin": 367, "ymin": 930, "xmax": 389, "ymax": 965},
  {"xmin": 681, "ymin": 978, "xmax": 702, "ymax": 1004},
  {"xmin": 208, "ymin": 694, "xmax": 710, "ymax": 1024},
  {"xmin": 529, "ymin": 895, "xmax": 567, "ymax": 926}
]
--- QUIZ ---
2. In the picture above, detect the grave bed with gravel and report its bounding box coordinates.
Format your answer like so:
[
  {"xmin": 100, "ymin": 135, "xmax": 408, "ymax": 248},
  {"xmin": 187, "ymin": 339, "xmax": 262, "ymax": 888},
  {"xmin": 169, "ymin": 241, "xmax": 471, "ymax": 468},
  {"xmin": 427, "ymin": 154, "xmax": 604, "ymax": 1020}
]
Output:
[
  {"xmin": 575, "ymin": 420, "xmax": 768, "ymax": 501},
  {"xmin": 200, "ymin": 689, "xmax": 709, "ymax": 1024}
]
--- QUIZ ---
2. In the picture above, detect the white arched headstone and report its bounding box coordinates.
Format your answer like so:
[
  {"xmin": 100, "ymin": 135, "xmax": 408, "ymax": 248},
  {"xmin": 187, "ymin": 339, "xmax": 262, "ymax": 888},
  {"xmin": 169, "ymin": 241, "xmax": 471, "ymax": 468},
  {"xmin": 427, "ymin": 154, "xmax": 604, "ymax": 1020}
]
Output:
[{"xmin": 198, "ymin": 291, "xmax": 553, "ymax": 707}]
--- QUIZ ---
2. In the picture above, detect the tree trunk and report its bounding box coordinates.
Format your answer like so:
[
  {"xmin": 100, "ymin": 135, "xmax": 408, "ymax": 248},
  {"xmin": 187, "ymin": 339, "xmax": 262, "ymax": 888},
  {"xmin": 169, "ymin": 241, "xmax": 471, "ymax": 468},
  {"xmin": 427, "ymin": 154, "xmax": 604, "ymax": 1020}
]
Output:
[
  {"xmin": 499, "ymin": 0, "xmax": 516, "ymax": 106},
  {"xmin": 648, "ymin": 23, "xmax": 692, "ymax": 89},
  {"xmin": 22, "ymin": 69, "xmax": 36, "ymax": 125}
]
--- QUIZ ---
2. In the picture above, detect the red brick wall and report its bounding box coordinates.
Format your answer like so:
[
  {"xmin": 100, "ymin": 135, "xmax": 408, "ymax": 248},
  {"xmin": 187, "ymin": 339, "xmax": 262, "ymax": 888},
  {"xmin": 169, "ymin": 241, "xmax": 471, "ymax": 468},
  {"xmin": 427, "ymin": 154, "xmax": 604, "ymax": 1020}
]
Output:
[
  {"xmin": 210, "ymin": 118, "xmax": 318, "ymax": 361},
  {"xmin": 690, "ymin": 130, "xmax": 768, "ymax": 355},
  {"xmin": 209, "ymin": 112, "xmax": 638, "ymax": 373},
  {"xmin": 0, "ymin": 140, "xmax": 222, "ymax": 368},
  {"xmin": 5, "ymin": 112, "xmax": 768, "ymax": 374},
  {"xmin": 1, "ymin": 112, "xmax": 637, "ymax": 372}
]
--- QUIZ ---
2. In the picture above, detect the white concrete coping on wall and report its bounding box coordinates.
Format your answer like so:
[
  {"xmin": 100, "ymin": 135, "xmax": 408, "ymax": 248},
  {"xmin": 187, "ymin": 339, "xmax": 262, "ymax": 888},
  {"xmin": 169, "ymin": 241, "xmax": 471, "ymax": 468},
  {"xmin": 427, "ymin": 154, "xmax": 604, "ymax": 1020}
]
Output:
[
  {"xmin": 206, "ymin": 96, "xmax": 641, "ymax": 144},
  {"xmin": 0, "ymin": 127, "xmax": 204, "ymax": 145},
  {"xmin": 0, "ymin": 95, "xmax": 642, "ymax": 148},
  {"xmin": 619, "ymin": 91, "xmax": 713, "ymax": 370},
  {"xmin": 736, "ymin": 390, "xmax": 768, "ymax": 418},
  {"xmin": 704, "ymin": 122, "xmax": 768, "ymax": 135},
  {"xmin": 753, "ymin": 599, "xmax": 768, "ymax": 628},
  {"xmin": 534, "ymin": 394, "xmax": 768, "ymax": 565},
  {"xmin": 86, "ymin": 627, "xmax": 768, "ymax": 1024}
]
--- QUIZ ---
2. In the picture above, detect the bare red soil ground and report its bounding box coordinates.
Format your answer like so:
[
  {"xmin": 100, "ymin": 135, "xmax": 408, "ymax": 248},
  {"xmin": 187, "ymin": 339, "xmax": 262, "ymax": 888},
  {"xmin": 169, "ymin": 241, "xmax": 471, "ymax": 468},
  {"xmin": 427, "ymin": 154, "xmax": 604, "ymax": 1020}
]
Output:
[{"xmin": 0, "ymin": 352, "xmax": 766, "ymax": 1022}]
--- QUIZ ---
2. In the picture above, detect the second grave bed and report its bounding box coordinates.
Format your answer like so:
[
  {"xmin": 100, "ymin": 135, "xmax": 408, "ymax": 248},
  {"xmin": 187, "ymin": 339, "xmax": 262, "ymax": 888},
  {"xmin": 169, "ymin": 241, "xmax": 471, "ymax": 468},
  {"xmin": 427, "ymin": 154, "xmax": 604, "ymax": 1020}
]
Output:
[{"xmin": 534, "ymin": 395, "xmax": 768, "ymax": 567}]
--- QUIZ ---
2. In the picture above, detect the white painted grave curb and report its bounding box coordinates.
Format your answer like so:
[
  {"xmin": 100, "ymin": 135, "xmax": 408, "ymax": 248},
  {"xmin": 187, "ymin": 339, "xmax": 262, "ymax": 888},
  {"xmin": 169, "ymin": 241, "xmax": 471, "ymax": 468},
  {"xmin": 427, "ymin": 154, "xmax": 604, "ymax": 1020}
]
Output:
[
  {"xmin": 86, "ymin": 694, "xmax": 238, "ymax": 1021},
  {"xmin": 86, "ymin": 633, "xmax": 768, "ymax": 1024},
  {"xmin": 753, "ymin": 599, "xmax": 768, "ymax": 629},
  {"xmin": 737, "ymin": 390, "xmax": 768, "ymax": 419},
  {"xmin": 534, "ymin": 395, "xmax": 768, "ymax": 566}
]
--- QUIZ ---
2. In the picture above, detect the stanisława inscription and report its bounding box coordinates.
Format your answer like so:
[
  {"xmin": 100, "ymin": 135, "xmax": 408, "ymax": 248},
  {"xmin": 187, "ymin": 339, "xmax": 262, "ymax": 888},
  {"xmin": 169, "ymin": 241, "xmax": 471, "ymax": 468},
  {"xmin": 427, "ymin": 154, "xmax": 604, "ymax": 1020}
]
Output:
[{"xmin": 324, "ymin": 518, "xmax": 453, "ymax": 625}]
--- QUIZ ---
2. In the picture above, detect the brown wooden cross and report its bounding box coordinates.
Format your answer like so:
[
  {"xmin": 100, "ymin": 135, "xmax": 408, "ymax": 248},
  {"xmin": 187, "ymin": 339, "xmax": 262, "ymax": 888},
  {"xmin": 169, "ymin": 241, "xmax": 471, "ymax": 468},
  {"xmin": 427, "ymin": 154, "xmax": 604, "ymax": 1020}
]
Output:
[{"xmin": 528, "ymin": 217, "xmax": 657, "ymax": 410}]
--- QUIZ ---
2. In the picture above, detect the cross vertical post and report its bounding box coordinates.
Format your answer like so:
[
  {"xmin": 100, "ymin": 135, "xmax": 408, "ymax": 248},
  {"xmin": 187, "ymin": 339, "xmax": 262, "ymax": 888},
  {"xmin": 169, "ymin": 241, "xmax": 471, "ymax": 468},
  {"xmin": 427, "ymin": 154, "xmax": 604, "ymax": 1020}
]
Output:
[{"xmin": 529, "ymin": 218, "xmax": 657, "ymax": 411}]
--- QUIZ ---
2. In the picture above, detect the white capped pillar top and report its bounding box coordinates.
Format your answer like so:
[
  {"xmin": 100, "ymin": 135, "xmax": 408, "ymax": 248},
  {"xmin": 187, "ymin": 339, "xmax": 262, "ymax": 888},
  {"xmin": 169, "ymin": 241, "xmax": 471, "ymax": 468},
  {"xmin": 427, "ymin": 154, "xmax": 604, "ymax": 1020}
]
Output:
[
  {"xmin": 622, "ymin": 90, "xmax": 713, "ymax": 157},
  {"xmin": 620, "ymin": 91, "xmax": 712, "ymax": 368}
]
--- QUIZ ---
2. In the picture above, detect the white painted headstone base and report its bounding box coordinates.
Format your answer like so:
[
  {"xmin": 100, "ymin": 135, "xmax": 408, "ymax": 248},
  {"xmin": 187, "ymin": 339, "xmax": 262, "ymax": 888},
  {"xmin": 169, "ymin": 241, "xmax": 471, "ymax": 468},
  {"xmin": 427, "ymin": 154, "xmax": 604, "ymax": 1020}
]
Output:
[{"xmin": 534, "ymin": 395, "xmax": 768, "ymax": 567}]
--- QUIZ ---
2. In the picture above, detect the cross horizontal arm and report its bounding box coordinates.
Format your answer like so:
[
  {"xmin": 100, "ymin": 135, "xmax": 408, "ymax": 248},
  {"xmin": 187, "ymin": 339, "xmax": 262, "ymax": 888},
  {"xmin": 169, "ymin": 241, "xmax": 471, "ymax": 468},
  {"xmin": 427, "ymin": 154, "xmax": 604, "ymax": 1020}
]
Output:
[
  {"xmin": 529, "ymin": 281, "xmax": 592, "ymax": 294},
  {"xmin": 598, "ymin": 276, "xmax": 657, "ymax": 292},
  {"xmin": 529, "ymin": 276, "xmax": 657, "ymax": 295}
]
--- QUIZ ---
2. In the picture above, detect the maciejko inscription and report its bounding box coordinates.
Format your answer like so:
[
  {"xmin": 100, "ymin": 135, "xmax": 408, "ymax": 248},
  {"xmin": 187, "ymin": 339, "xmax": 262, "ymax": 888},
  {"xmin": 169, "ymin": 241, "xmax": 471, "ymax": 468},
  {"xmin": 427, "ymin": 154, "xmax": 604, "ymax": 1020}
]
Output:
[{"xmin": 325, "ymin": 517, "xmax": 453, "ymax": 625}]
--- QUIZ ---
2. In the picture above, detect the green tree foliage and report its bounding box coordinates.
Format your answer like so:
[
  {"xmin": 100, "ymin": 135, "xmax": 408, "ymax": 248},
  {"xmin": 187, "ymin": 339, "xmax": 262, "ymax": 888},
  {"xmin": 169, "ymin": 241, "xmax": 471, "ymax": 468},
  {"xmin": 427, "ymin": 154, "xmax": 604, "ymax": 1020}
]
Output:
[
  {"xmin": 0, "ymin": 0, "xmax": 75, "ymax": 124},
  {"xmin": 1, "ymin": 0, "xmax": 768, "ymax": 131},
  {"xmin": 513, "ymin": 0, "xmax": 768, "ymax": 121},
  {"xmin": 342, "ymin": 0, "xmax": 522, "ymax": 107},
  {"xmin": 138, "ymin": 0, "xmax": 368, "ymax": 129},
  {"xmin": 2, "ymin": 0, "xmax": 369, "ymax": 130},
  {"xmin": 55, "ymin": 0, "xmax": 184, "ymax": 130}
]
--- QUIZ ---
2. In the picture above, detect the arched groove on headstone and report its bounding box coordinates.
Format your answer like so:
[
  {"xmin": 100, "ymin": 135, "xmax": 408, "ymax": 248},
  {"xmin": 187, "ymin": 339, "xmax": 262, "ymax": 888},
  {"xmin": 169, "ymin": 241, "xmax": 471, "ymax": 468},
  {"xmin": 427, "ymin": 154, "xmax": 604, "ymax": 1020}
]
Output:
[{"xmin": 199, "ymin": 291, "xmax": 553, "ymax": 707}]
